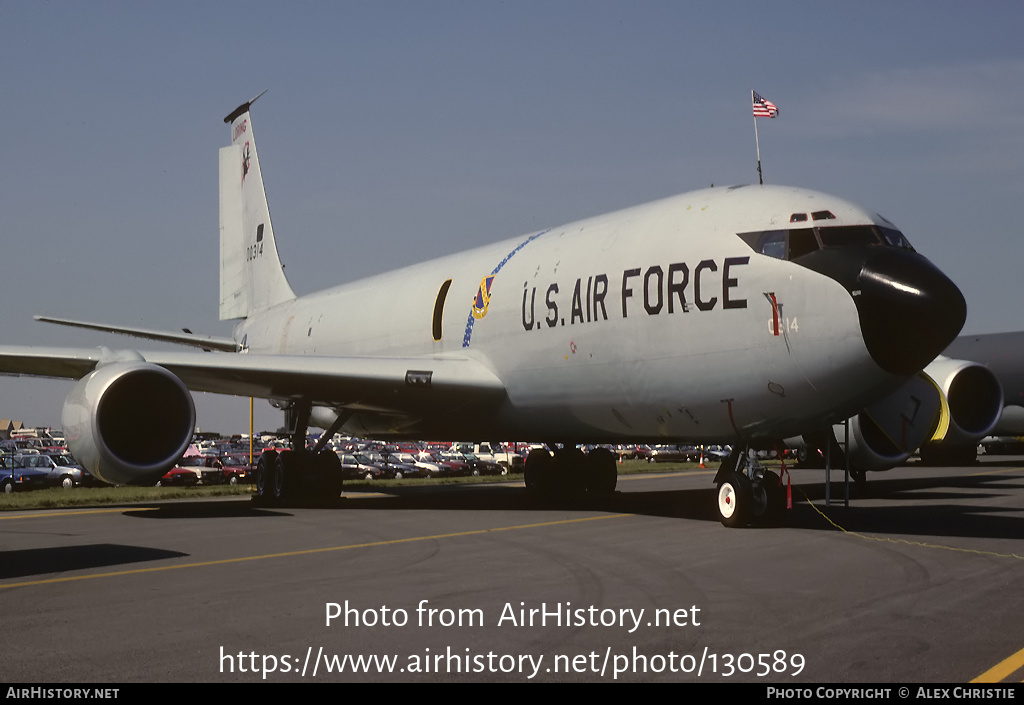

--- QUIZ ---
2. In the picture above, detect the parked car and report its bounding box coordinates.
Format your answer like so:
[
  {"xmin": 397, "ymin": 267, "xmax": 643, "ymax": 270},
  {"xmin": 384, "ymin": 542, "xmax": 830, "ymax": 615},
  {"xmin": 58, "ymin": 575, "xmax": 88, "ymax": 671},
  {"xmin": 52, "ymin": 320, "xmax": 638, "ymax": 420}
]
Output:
[
  {"xmin": 1, "ymin": 455, "xmax": 50, "ymax": 493},
  {"xmin": 420, "ymin": 451, "xmax": 469, "ymax": 477},
  {"xmin": 391, "ymin": 452, "xmax": 442, "ymax": 477},
  {"xmin": 157, "ymin": 455, "xmax": 223, "ymax": 486},
  {"xmin": 701, "ymin": 445, "xmax": 732, "ymax": 462},
  {"xmin": 338, "ymin": 453, "xmax": 383, "ymax": 480},
  {"xmin": 378, "ymin": 451, "xmax": 427, "ymax": 479},
  {"xmin": 452, "ymin": 442, "xmax": 523, "ymax": 470},
  {"xmin": 16, "ymin": 453, "xmax": 90, "ymax": 488},
  {"xmin": 457, "ymin": 451, "xmax": 506, "ymax": 476},
  {"xmin": 613, "ymin": 444, "xmax": 653, "ymax": 461},
  {"xmin": 648, "ymin": 445, "xmax": 701, "ymax": 462},
  {"xmin": 186, "ymin": 455, "xmax": 226, "ymax": 484},
  {"xmin": 156, "ymin": 466, "xmax": 200, "ymax": 487},
  {"xmin": 219, "ymin": 453, "xmax": 255, "ymax": 484}
]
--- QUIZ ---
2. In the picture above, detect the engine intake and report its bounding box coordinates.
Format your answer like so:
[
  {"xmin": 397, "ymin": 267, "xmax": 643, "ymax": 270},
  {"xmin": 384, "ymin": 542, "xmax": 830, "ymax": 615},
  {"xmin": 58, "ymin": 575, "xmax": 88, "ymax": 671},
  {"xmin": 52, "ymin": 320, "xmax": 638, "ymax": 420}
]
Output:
[
  {"xmin": 63, "ymin": 360, "xmax": 196, "ymax": 485},
  {"xmin": 840, "ymin": 372, "xmax": 943, "ymax": 472},
  {"xmin": 919, "ymin": 357, "xmax": 1003, "ymax": 464},
  {"xmin": 925, "ymin": 357, "xmax": 1003, "ymax": 443}
]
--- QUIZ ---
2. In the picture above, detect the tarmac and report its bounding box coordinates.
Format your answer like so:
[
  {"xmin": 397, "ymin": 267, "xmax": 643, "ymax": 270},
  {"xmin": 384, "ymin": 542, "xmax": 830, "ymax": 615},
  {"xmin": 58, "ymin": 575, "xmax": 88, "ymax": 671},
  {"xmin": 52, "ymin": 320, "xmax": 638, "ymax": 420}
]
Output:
[{"xmin": 2, "ymin": 457, "xmax": 1023, "ymax": 683}]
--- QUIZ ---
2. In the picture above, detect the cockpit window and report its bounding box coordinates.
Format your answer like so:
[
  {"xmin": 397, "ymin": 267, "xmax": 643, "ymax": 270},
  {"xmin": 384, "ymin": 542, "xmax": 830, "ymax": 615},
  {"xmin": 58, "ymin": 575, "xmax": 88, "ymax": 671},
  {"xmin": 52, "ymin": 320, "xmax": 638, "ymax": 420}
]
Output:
[
  {"xmin": 817, "ymin": 226, "xmax": 881, "ymax": 247},
  {"xmin": 756, "ymin": 230, "xmax": 787, "ymax": 259},
  {"xmin": 878, "ymin": 226, "xmax": 913, "ymax": 249},
  {"xmin": 738, "ymin": 224, "xmax": 915, "ymax": 261},
  {"xmin": 789, "ymin": 228, "xmax": 819, "ymax": 259}
]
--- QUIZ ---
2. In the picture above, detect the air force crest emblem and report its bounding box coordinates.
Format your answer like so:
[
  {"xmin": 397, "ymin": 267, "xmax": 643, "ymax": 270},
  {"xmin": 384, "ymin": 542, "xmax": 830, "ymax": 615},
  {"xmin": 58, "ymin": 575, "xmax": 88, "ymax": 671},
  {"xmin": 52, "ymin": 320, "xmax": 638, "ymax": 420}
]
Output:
[{"xmin": 472, "ymin": 275, "xmax": 496, "ymax": 319}]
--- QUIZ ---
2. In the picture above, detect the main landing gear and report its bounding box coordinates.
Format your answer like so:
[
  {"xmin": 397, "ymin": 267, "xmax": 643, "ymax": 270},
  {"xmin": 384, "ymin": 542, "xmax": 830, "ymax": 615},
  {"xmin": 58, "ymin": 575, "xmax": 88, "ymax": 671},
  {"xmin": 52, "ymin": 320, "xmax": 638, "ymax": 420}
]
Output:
[
  {"xmin": 523, "ymin": 444, "xmax": 618, "ymax": 501},
  {"xmin": 714, "ymin": 447, "xmax": 785, "ymax": 528},
  {"xmin": 255, "ymin": 448, "xmax": 344, "ymax": 505},
  {"xmin": 254, "ymin": 402, "xmax": 345, "ymax": 506}
]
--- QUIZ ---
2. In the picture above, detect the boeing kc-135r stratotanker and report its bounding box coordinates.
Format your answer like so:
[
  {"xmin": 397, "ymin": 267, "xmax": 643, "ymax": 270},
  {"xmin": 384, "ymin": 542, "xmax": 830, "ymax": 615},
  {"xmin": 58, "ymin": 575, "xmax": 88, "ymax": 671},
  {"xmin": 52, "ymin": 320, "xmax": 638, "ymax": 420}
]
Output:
[{"xmin": 0, "ymin": 94, "xmax": 968, "ymax": 526}]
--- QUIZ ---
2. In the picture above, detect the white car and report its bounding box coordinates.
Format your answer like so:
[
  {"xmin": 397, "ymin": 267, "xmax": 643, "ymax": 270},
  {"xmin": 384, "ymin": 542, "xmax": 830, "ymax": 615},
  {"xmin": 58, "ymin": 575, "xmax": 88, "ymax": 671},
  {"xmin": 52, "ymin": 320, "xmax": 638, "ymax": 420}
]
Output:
[{"xmin": 16, "ymin": 453, "xmax": 89, "ymax": 488}]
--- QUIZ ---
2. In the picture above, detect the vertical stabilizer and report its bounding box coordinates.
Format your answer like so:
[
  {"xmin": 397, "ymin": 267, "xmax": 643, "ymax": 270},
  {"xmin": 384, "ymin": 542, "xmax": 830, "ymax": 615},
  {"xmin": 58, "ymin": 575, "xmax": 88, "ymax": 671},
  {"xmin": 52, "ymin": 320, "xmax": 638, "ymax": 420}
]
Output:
[{"xmin": 219, "ymin": 93, "xmax": 296, "ymax": 320}]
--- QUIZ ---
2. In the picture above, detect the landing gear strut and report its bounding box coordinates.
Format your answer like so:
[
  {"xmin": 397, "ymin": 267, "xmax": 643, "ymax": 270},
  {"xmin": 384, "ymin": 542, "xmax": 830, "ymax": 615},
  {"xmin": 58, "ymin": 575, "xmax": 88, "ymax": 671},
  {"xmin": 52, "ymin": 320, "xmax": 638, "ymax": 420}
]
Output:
[
  {"xmin": 523, "ymin": 444, "xmax": 617, "ymax": 501},
  {"xmin": 713, "ymin": 447, "xmax": 785, "ymax": 527},
  {"xmin": 254, "ymin": 401, "xmax": 345, "ymax": 505}
]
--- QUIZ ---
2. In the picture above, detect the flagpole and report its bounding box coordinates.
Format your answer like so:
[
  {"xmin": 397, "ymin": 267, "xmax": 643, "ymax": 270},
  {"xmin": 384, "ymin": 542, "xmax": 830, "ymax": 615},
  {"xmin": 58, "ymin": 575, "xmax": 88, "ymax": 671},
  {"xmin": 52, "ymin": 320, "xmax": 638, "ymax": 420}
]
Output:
[
  {"xmin": 752, "ymin": 90, "xmax": 763, "ymax": 185},
  {"xmin": 754, "ymin": 113, "xmax": 763, "ymax": 185}
]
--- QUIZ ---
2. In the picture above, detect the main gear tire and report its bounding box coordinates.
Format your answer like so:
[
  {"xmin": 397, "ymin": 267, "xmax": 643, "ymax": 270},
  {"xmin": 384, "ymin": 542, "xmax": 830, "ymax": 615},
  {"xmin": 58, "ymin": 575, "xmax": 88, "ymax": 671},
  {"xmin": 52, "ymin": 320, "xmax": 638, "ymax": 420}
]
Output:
[
  {"xmin": 750, "ymin": 470, "xmax": 784, "ymax": 526},
  {"xmin": 585, "ymin": 447, "xmax": 618, "ymax": 499},
  {"xmin": 255, "ymin": 450, "xmax": 278, "ymax": 503},
  {"xmin": 524, "ymin": 448, "xmax": 554, "ymax": 498}
]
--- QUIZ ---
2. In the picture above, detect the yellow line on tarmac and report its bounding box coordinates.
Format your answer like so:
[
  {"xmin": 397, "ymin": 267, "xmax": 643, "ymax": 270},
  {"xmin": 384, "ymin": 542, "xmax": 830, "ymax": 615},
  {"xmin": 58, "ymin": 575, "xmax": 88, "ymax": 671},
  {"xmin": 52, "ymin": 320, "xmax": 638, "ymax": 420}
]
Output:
[
  {"xmin": 972, "ymin": 645, "xmax": 1024, "ymax": 683},
  {"xmin": 965, "ymin": 466, "xmax": 1024, "ymax": 477},
  {"xmin": 0, "ymin": 513, "xmax": 630, "ymax": 590}
]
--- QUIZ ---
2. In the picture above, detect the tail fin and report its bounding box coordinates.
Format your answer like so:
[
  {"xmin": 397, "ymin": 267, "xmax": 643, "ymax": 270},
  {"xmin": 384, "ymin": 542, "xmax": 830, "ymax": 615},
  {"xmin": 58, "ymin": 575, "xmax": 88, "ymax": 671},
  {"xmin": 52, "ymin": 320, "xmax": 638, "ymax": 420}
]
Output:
[{"xmin": 219, "ymin": 91, "xmax": 296, "ymax": 320}]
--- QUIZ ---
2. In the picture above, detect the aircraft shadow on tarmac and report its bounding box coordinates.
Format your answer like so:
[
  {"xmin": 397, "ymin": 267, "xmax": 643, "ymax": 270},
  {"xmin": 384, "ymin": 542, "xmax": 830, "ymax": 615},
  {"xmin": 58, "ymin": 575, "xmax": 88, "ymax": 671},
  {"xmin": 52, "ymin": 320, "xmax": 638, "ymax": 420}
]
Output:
[
  {"xmin": 791, "ymin": 469, "xmax": 1024, "ymax": 540},
  {"xmin": 113, "ymin": 464, "xmax": 1024, "ymax": 542},
  {"xmin": 0, "ymin": 544, "xmax": 188, "ymax": 581}
]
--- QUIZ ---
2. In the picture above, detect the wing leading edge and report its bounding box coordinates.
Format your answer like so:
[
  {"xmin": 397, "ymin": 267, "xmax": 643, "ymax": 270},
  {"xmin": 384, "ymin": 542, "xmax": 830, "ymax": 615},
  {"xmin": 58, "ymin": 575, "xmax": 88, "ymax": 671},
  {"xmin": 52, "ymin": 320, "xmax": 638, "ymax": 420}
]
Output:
[{"xmin": 0, "ymin": 346, "xmax": 507, "ymax": 414}]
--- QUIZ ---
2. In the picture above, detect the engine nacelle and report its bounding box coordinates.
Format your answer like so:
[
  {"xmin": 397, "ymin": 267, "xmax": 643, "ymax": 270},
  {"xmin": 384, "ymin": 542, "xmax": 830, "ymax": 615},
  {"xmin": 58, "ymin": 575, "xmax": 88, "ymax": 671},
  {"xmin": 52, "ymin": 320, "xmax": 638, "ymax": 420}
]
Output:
[
  {"xmin": 837, "ymin": 371, "xmax": 944, "ymax": 472},
  {"xmin": 918, "ymin": 357, "xmax": 1003, "ymax": 464},
  {"xmin": 923, "ymin": 356, "xmax": 1004, "ymax": 446},
  {"xmin": 830, "ymin": 358, "xmax": 1003, "ymax": 472},
  {"xmin": 63, "ymin": 359, "xmax": 196, "ymax": 485}
]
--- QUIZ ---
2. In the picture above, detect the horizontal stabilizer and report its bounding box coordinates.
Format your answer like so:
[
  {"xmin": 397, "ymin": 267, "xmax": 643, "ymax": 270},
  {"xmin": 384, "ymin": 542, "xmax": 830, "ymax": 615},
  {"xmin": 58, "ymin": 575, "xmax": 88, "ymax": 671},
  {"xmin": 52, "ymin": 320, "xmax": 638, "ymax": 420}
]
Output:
[{"xmin": 34, "ymin": 316, "xmax": 239, "ymax": 352}]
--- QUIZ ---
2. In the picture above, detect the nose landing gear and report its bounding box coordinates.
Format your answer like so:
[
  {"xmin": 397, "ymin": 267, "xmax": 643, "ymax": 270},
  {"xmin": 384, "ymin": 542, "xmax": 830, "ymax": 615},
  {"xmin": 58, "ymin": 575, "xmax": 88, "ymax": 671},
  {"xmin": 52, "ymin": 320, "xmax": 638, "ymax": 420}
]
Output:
[{"xmin": 714, "ymin": 447, "xmax": 786, "ymax": 527}]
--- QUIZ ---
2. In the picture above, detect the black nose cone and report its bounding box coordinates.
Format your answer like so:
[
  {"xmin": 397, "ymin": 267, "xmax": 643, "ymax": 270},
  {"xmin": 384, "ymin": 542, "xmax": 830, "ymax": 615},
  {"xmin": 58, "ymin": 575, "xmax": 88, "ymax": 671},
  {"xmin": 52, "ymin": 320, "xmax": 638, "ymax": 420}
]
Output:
[{"xmin": 796, "ymin": 246, "xmax": 966, "ymax": 375}]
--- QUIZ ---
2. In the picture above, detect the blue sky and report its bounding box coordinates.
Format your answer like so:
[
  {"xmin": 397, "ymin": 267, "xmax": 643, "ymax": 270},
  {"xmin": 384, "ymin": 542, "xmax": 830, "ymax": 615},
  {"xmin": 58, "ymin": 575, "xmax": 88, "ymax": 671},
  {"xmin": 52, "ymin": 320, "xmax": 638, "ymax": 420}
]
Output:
[{"xmin": 2, "ymin": 2, "xmax": 1023, "ymax": 430}]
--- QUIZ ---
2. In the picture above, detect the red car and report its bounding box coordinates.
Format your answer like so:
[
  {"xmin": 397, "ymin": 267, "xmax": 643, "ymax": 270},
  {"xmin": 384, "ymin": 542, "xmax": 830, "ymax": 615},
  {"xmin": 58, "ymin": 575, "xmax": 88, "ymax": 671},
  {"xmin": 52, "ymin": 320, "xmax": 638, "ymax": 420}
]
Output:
[
  {"xmin": 156, "ymin": 466, "xmax": 199, "ymax": 486},
  {"xmin": 156, "ymin": 455, "xmax": 222, "ymax": 486},
  {"xmin": 219, "ymin": 453, "xmax": 256, "ymax": 484}
]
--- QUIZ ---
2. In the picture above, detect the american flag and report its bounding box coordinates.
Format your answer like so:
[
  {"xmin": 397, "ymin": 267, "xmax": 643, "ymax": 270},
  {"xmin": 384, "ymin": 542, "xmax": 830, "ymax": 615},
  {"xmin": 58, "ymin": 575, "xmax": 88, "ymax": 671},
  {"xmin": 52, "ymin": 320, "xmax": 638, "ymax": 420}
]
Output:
[{"xmin": 752, "ymin": 91, "xmax": 779, "ymax": 118}]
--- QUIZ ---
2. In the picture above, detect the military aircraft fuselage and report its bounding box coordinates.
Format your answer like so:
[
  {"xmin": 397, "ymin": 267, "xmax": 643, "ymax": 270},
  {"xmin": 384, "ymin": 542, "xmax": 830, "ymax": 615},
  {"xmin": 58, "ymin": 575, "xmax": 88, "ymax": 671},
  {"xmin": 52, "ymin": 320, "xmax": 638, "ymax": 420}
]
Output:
[{"xmin": 235, "ymin": 184, "xmax": 954, "ymax": 443}]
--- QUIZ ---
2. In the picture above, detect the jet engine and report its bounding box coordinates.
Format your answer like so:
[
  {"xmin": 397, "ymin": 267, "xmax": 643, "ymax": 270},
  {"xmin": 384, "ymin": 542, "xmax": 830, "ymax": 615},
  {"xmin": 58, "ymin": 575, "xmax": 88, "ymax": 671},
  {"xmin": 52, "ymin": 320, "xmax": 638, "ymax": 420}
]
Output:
[
  {"xmin": 827, "ymin": 358, "xmax": 1002, "ymax": 472},
  {"xmin": 62, "ymin": 358, "xmax": 196, "ymax": 485},
  {"xmin": 836, "ymin": 371, "xmax": 944, "ymax": 472},
  {"xmin": 918, "ymin": 357, "xmax": 1003, "ymax": 464}
]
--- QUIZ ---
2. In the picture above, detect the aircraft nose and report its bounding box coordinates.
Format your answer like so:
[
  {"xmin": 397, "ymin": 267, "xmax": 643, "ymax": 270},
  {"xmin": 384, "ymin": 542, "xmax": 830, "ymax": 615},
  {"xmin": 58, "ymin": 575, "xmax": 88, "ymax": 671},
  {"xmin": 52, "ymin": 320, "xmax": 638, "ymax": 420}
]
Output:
[{"xmin": 796, "ymin": 246, "xmax": 966, "ymax": 375}]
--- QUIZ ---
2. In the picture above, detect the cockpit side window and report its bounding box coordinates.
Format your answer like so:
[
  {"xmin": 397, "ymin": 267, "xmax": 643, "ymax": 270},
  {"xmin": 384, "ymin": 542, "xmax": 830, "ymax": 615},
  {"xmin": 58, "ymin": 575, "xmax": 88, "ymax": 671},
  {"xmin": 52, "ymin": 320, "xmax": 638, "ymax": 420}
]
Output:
[
  {"xmin": 738, "ymin": 229, "xmax": 819, "ymax": 261},
  {"xmin": 757, "ymin": 230, "xmax": 788, "ymax": 259}
]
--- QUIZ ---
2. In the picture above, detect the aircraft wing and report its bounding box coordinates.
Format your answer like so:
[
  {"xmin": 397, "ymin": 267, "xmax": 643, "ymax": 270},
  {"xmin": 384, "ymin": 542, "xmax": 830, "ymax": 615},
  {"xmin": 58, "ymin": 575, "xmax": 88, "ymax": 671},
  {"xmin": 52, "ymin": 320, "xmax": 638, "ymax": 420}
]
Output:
[{"xmin": 0, "ymin": 346, "xmax": 507, "ymax": 412}]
